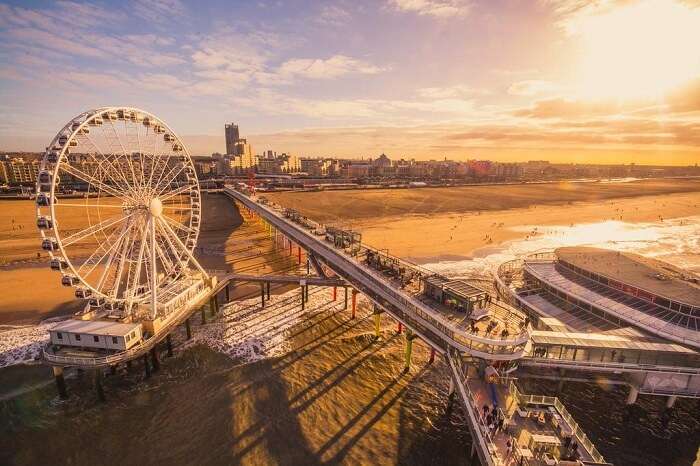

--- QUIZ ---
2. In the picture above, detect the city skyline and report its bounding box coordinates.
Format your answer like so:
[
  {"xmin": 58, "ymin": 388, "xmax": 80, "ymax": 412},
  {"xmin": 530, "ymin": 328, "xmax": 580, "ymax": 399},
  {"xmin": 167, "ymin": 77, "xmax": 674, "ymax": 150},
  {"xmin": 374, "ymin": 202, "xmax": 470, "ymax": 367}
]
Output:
[{"xmin": 1, "ymin": 0, "xmax": 699, "ymax": 165}]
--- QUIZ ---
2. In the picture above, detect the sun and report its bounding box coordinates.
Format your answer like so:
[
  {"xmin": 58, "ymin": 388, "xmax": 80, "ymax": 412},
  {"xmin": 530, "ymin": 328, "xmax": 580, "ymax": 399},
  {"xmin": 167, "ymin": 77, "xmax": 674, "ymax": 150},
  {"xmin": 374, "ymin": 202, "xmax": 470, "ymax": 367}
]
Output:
[{"xmin": 572, "ymin": 0, "xmax": 700, "ymax": 99}]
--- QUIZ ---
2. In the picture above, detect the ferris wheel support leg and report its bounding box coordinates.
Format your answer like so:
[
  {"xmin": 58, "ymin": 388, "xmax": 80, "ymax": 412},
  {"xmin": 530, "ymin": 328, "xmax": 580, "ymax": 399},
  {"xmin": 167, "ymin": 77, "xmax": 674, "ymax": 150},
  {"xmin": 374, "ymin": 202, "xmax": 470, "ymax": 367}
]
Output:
[
  {"xmin": 166, "ymin": 334, "xmax": 173, "ymax": 357},
  {"xmin": 185, "ymin": 318, "xmax": 192, "ymax": 340},
  {"xmin": 150, "ymin": 347, "xmax": 160, "ymax": 372},
  {"xmin": 52, "ymin": 366, "xmax": 68, "ymax": 399},
  {"xmin": 94, "ymin": 369, "xmax": 105, "ymax": 403},
  {"xmin": 143, "ymin": 354, "xmax": 151, "ymax": 378},
  {"xmin": 201, "ymin": 308, "xmax": 206, "ymax": 325}
]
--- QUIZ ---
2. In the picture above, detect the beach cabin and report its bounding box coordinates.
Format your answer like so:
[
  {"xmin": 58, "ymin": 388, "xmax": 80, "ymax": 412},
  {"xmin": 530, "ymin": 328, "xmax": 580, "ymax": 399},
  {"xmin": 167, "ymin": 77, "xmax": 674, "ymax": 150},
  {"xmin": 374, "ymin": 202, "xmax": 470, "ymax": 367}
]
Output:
[
  {"xmin": 49, "ymin": 320, "xmax": 143, "ymax": 352},
  {"xmin": 421, "ymin": 275, "xmax": 490, "ymax": 314}
]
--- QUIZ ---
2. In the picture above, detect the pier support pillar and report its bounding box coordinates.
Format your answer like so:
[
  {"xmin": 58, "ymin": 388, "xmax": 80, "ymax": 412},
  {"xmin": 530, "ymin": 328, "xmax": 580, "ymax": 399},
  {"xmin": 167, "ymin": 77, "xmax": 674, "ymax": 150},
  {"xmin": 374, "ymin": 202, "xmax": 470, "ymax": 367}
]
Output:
[
  {"xmin": 429, "ymin": 348, "xmax": 436, "ymax": 364},
  {"xmin": 94, "ymin": 369, "xmax": 105, "ymax": 403},
  {"xmin": 210, "ymin": 297, "xmax": 217, "ymax": 316},
  {"xmin": 200, "ymin": 307, "xmax": 206, "ymax": 324},
  {"xmin": 373, "ymin": 307, "xmax": 383, "ymax": 338},
  {"xmin": 301, "ymin": 285, "xmax": 305, "ymax": 310},
  {"xmin": 344, "ymin": 287, "xmax": 348, "ymax": 309},
  {"xmin": 351, "ymin": 290, "xmax": 358, "ymax": 319},
  {"xmin": 260, "ymin": 283, "xmax": 266, "ymax": 307},
  {"xmin": 225, "ymin": 284, "xmax": 230, "ymax": 302},
  {"xmin": 397, "ymin": 322, "xmax": 403, "ymax": 334},
  {"xmin": 53, "ymin": 366, "xmax": 68, "ymax": 399},
  {"xmin": 666, "ymin": 395, "xmax": 677, "ymax": 409},
  {"xmin": 626, "ymin": 385, "xmax": 639, "ymax": 405},
  {"xmin": 305, "ymin": 285, "xmax": 310, "ymax": 302},
  {"xmin": 306, "ymin": 258, "xmax": 310, "ymax": 275},
  {"xmin": 143, "ymin": 354, "xmax": 151, "ymax": 378},
  {"xmin": 150, "ymin": 347, "xmax": 160, "ymax": 372},
  {"xmin": 109, "ymin": 365, "xmax": 116, "ymax": 376},
  {"xmin": 266, "ymin": 282, "xmax": 271, "ymax": 299},
  {"xmin": 298, "ymin": 247, "xmax": 302, "ymax": 264},
  {"xmin": 166, "ymin": 334, "xmax": 173, "ymax": 357},
  {"xmin": 126, "ymin": 360, "xmax": 132, "ymax": 373},
  {"xmin": 404, "ymin": 330, "xmax": 416, "ymax": 372},
  {"xmin": 557, "ymin": 369, "xmax": 566, "ymax": 392},
  {"xmin": 185, "ymin": 318, "xmax": 192, "ymax": 340},
  {"xmin": 333, "ymin": 286, "xmax": 337, "ymax": 301}
]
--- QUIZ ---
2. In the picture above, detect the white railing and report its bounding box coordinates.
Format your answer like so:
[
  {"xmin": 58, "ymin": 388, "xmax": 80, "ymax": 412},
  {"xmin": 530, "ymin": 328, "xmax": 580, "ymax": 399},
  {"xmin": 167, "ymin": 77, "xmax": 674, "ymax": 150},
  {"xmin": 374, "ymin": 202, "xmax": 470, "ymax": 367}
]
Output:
[
  {"xmin": 508, "ymin": 381, "xmax": 607, "ymax": 464},
  {"xmin": 226, "ymin": 187, "xmax": 531, "ymax": 360}
]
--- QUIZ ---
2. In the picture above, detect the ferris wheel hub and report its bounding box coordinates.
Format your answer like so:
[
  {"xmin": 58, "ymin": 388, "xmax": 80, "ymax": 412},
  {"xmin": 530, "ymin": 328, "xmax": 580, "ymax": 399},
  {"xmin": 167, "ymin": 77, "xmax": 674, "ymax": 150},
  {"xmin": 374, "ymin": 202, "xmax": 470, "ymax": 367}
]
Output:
[{"xmin": 149, "ymin": 197, "xmax": 163, "ymax": 217}]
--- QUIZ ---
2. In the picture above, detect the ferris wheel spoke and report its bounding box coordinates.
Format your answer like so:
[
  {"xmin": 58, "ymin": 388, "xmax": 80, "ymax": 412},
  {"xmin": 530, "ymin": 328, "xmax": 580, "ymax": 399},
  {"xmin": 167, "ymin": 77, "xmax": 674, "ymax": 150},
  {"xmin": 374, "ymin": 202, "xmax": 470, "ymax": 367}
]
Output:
[
  {"xmin": 110, "ymin": 219, "xmax": 138, "ymax": 298},
  {"xmin": 162, "ymin": 213, "xmax": 195, "ymax": 235},
  {"xmin": 79, "ymin": 132, "xmax": 137, "ymax": 192},
  {"xmin": 78, "ymin": 220, "xmax": 130, "ymax": 274},
  {"xmin": 106, "ymin": 118, "xmax": 142, "ymax": 193},
  {"xmin": 159, "ymin": 183, "xmax": 191, "ymax": 202},
  {"xmin": 153, "ymin": 159, "xmax": 185, "ymax": 196},
  {"xmin": 55, "ymin": 202, "xmax": 124, "ymax": 209},
  {"xmin": 59, "ymin": 163, "xmax": 134, "ymax": 201},
  {"xmin": 62, "ymin": 213, "xmax": 132, "ymax": 247},
  {"xmin": 158, "ymin": 217, "xmax": 207, "ymax": 275},
  {"xmin": 155, "ymin": 218, "xmax": 185, "ymax": 264}
]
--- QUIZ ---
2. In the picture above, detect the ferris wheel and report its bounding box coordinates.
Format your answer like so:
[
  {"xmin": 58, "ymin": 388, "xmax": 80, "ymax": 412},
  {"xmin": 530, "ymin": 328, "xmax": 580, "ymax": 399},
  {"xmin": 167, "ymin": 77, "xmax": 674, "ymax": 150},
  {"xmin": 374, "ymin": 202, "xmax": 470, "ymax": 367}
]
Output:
[{"xmin": 35, "ymin": 107, "xmax": 207, "ymax": 319}]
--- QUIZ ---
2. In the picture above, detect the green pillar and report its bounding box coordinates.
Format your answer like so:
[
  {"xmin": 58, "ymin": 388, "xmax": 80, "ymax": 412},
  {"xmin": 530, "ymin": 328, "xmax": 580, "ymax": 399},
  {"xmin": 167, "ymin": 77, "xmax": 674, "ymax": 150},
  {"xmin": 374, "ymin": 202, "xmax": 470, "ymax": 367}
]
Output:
[{"xmin": 404, "ymin": 330, "xmax": 415, "ymax": 372}]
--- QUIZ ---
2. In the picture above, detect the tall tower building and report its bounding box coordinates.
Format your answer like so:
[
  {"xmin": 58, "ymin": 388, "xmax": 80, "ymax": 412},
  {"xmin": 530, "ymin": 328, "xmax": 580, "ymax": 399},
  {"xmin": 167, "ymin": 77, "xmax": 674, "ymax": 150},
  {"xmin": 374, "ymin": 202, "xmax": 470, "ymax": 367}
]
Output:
[{"xmin": 225, "ymin": 123, "xmax": 240, "ymax": 155}]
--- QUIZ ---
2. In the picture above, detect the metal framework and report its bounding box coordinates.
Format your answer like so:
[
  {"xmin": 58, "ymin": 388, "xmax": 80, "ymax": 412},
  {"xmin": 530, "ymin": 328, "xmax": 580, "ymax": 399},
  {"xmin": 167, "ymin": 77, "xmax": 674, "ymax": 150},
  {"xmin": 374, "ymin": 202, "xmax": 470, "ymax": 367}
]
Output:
[{"xmin": 36, "ymin": 107, "xmax": 207, "ymax": 320}]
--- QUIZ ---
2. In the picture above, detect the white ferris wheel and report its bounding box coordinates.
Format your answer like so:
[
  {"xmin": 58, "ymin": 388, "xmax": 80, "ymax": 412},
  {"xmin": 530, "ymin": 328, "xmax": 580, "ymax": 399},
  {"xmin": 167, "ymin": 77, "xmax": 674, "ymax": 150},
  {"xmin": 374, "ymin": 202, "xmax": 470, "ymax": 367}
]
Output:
[{"xmin": 35, "ymin": 107, "xmax": 208, "ymax": 320}]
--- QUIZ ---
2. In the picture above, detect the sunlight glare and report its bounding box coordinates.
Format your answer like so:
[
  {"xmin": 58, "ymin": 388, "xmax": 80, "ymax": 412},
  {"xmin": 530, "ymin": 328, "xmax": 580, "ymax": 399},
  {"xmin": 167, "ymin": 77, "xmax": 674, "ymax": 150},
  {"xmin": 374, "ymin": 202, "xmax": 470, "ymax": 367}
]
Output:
[{"xmin": 574, "ymin": 0, "xmax": 700, "ymax": 99}]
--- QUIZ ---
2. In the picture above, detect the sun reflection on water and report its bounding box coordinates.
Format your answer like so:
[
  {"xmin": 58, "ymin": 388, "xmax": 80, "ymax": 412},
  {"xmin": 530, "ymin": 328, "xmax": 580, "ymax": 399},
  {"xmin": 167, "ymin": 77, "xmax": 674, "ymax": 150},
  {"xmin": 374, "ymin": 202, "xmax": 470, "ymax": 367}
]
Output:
[{"xmin": 424, "ymin": 216, "xmax": 700, "ymax": 277}]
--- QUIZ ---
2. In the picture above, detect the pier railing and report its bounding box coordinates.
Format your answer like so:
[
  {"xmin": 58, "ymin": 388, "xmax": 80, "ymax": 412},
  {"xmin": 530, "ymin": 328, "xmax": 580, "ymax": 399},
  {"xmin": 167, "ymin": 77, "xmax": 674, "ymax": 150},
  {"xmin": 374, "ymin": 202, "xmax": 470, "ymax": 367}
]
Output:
[{"xmin": 508, "ymin": 381, "xmax": 607, "ymax": 464}]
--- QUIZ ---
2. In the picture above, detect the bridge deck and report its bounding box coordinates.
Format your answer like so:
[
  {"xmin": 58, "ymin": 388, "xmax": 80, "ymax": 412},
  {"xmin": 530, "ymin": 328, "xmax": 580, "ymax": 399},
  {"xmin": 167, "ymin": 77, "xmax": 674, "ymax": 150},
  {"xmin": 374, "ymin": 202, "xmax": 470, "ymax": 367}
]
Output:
[{"xmin": 224, "ymin": 187, "xmax": 531, "ymax": 361}]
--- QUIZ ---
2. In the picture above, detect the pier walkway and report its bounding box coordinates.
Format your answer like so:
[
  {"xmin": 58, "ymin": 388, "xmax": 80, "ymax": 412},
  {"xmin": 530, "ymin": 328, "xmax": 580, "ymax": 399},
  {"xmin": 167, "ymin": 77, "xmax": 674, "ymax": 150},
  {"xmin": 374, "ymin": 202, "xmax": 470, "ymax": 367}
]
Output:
[{"xmin": 224, "ymin": 186, "xmax": 530, "ymax": 361}]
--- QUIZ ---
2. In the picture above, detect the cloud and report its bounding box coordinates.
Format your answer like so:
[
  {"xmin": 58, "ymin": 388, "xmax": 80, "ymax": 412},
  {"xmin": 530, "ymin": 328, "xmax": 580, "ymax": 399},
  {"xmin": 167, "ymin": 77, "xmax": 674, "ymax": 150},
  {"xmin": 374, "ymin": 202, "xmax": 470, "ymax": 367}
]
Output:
[
  {"xmin": 317, "ymin": 5, "xmax": 352, "ymax": 26},
  {"xmin": 417, "ymin": 85, "xmax": 488, "ymax": 99},
  {"xmin": 513, "ymin": 97, "xmax": 650, "ymax": 119},
  {"xmin": 277, "ymin": 55, "xmax": 388, "ymax": 80},
  {"xmin": 508, "ymin": 80, "xmax": 562, "ymax": 97},
  {"xmin": 388, "ymin": 0, "xmax": 471, "ymax": 18},
  {"xmin": 541, "ymin": 0, "xmax": 627, "ymax": 34},
  {"xmin": 132, "ymin": 0, "xmax": 187, "ymax": 24}
]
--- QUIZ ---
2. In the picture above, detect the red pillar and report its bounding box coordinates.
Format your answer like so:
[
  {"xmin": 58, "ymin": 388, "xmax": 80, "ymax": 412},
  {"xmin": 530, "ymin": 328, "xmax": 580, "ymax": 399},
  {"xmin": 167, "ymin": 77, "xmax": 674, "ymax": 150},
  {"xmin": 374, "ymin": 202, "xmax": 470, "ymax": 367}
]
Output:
[
  {"xmin": 351, "ymin": 290, "xmax": 357, "ymax": 319},
  {"xmin": 332, "ymin": 286, "xmax": 337, "ymax": 301},
  {"xmin": 397, "ymin": 322, "xmax": 403, "ymax": 334},
  {"xmin": 429, "ymin": 348, "xmax": 436, "ymax": 364}
]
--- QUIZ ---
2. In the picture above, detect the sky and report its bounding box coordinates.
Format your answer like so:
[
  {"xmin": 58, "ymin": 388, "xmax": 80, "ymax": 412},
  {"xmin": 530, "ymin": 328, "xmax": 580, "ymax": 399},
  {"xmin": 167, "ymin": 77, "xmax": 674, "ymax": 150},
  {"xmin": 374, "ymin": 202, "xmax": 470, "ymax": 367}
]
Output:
[{"xmin": 1, "ymin": 0, "xmax": 699, "ymax": 164}]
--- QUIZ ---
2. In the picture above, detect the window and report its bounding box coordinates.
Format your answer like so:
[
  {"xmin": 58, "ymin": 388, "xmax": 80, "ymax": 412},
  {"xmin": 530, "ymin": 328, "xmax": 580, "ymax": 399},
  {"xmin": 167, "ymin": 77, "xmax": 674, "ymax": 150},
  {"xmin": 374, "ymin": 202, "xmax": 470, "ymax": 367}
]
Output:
[
  {"xmin": 93, "ymin": 335, "xmax": 99, "ymax": 342},
  {"xmin": 112, "ymin": 337, "xmax": 118, "ymax": 344},
  {"xmin": 56, "ymin": 332, "xmax": 63, "ymax": 339},
  {"xmin": 126, "ymin": 335, "xmax": 130, "ymax": 342},
  {"xmin": 76, "ymin": 334, "xmax": 81, "ymax": 341}
]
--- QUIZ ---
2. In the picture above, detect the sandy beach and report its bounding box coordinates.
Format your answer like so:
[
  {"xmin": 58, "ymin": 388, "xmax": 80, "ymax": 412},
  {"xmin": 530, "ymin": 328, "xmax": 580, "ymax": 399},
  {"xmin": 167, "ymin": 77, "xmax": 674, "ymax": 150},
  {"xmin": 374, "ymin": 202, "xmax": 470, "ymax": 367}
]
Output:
[
  {"xmin": 267, "ymin": 179, "xmax": 700, "ymax": 262},
  {"xmin": 2, "ymin": 179, "xmax": 699, "ymax": 325}
]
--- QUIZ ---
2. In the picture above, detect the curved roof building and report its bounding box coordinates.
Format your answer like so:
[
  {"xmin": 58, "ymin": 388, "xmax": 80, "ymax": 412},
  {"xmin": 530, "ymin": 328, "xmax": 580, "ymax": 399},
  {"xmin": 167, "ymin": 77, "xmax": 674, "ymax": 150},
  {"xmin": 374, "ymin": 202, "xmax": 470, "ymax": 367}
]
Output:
[{"xmin": 520, "ymin": 247, "xmax": 700, "ymax": 349}]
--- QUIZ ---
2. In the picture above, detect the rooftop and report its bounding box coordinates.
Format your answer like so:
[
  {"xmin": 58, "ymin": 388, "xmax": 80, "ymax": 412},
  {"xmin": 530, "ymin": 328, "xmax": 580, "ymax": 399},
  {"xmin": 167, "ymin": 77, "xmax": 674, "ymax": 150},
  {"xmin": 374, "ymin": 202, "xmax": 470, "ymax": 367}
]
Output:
[
  {"xmin": 555, "ymin": 247, "xmax": 700, "ymax": 307},
  {"xmin": 525, "ymin": 261, "xmax": 700, "ymax": 348},
  {"xmin": 51, "ymin": 319, "xmax": 141, "ymax": 337}
]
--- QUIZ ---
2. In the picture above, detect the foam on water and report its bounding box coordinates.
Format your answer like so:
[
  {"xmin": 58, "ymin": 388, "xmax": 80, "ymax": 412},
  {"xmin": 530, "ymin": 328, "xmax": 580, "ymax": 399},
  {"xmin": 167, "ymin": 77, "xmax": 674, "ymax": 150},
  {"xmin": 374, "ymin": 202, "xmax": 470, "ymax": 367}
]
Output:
[
  {"xmin": 184, "ymin": 287, "xmax": 350, "ymax": 363},
  {"xmin": 420, "ymin": 215, "xmax": 700, "ymax": 278}
]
